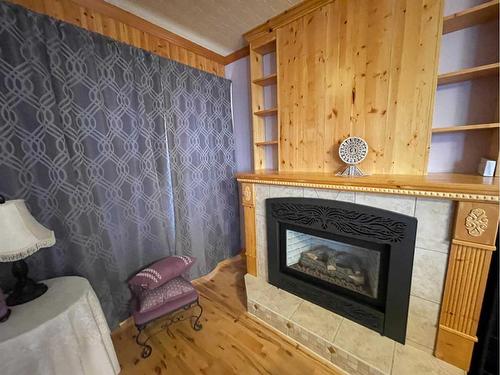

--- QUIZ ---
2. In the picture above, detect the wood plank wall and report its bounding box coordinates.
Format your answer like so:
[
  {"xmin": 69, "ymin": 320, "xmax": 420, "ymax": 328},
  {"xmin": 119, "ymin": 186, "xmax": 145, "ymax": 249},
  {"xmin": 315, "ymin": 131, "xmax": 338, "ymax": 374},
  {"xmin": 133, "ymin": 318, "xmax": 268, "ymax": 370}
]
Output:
[
  {"xmin": 277, "ymin": 0, "xmax": 443, "ymax": 174},
  {"xmin": 8, "ymin": 0, "xmax": 226, "ymax": 77}
]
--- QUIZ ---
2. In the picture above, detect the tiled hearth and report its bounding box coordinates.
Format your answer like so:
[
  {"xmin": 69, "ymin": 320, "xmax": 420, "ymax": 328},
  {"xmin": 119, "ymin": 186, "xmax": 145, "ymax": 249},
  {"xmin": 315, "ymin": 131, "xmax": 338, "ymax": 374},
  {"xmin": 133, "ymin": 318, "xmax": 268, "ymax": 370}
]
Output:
[{"xmin": 245, "ymin": 184, "xmax": 466, "ymax": 375}]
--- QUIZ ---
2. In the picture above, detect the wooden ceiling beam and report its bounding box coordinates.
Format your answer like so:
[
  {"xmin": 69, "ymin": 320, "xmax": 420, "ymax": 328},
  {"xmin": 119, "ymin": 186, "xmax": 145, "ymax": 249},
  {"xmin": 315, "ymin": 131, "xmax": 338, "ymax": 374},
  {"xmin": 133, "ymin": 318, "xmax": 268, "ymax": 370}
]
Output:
[{"xmin": 224, "ymin": 45, "xmax": 250, "ymax": 65}]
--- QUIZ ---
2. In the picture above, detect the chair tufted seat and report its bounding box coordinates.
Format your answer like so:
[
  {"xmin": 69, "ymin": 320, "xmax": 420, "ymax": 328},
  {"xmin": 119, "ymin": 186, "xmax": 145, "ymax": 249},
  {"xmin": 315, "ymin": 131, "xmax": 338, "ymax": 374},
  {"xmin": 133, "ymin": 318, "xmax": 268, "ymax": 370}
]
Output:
[{"xmin": 131, "ymin": 276, "xmax": 198, "ymax": 326}]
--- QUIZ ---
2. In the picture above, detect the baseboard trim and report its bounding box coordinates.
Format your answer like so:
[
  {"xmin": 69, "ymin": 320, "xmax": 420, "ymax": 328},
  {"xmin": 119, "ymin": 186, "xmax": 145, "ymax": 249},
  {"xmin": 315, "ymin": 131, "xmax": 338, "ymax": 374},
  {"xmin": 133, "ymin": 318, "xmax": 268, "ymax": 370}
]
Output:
[{"xmin": 193, "ymin": 252, "xmax": 244, "ymax": 284}]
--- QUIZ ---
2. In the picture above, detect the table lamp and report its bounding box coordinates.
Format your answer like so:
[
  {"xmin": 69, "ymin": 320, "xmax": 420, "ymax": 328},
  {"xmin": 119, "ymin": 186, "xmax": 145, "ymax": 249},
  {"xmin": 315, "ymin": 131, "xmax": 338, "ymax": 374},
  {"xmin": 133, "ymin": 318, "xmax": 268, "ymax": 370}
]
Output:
[{"xmin": 0, "ymin": 195, "xmax": 56, "ymax": 306}]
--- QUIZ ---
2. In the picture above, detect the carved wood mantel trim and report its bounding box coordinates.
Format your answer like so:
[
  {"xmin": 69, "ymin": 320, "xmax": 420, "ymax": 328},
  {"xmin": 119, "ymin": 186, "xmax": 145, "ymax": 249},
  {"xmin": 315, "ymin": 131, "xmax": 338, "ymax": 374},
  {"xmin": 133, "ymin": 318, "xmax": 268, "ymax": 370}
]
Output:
[
  {"xmin": 236, "ymin": 179, "xmax": 499, "ymax": 203},
  {"xmin": 240, "ymin": 183, "xmax": 257, "ymax": 276},
  {"xmin": 435, "ymin": 201, "xmax": 499, "ymax": 371},
  {"xmin": 236, "ymin": 172, "xmax": 499, "ymax": 203}
]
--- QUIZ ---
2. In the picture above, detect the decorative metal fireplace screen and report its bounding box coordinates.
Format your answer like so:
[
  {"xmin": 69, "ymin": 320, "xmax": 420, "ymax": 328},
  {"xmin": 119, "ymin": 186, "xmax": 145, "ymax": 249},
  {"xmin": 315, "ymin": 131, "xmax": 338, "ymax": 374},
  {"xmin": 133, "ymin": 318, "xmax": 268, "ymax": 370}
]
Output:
[{"xmin": 266, "ymin": 198, "xmax": 417, "ymax": 343}]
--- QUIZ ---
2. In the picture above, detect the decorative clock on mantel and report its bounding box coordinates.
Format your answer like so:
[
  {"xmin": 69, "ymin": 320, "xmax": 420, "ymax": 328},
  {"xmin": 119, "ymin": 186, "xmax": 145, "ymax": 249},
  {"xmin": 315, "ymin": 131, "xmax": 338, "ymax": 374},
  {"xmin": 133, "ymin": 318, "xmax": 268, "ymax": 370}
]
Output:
[{"xmin": 336, "ymin": 137, "xmax": 368, "ymax": 177}]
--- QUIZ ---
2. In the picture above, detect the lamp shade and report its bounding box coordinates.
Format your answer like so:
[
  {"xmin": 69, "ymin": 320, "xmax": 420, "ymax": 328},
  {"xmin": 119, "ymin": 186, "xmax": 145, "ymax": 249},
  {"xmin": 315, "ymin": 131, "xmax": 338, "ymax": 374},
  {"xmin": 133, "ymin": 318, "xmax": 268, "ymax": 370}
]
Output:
[{"xmin": 0, "ymin": 200, "xmax": 55, "ymax": 262}]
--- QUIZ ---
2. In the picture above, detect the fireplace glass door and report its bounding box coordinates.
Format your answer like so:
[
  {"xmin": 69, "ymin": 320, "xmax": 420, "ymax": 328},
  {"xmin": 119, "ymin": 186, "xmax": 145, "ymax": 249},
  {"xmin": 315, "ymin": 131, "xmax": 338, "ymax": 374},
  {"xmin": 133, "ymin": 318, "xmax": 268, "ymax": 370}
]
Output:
[{"xmin": 282, "ymin": 226, "xmax": 389, "ymax": 307}]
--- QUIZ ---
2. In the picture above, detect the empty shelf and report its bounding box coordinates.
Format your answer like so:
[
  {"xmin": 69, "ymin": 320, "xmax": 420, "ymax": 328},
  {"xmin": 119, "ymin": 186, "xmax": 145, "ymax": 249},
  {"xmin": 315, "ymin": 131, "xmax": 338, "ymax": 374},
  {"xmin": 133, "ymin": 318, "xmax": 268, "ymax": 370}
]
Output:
[
  {"xmin": 432, "ymin": 123, "xmax": 500, "ymax": 133},
  {"xmin": 437, "ymin": 63, "xmax": 499, "ymax": 85},
  {"xmin": 252, "ymin": 37, "xmax": 276, "ymax": 55},
  {"xmin": 252, "ymin": 73, "xmax": 277, "ymax": 86},
  {"xmin": 255, "ymin": 140, "xmax": 278, "ymax": 146},
  {"xmin": 254, "ymin": 108, "xmax": 278, "ymax": 117},
  {"xmin": 443, "ymin": 0, "xmax": 499, "ymax": 34}
]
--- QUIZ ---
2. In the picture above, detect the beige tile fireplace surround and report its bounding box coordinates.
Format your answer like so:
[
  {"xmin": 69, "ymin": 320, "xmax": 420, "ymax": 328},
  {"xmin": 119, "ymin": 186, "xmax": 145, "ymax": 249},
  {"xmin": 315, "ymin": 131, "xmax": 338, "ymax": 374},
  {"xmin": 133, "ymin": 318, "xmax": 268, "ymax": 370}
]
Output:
[{"xmin": 245, "ymin": 184, "xmax": 465, "ymax": 375}]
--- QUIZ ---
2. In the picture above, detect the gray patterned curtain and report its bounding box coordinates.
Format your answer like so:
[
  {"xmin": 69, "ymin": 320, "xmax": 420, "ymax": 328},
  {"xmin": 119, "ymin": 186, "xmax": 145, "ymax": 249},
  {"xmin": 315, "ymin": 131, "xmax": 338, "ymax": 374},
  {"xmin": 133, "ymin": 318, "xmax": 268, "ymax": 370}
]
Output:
[
  {"xmin": 162, "ymin": 61, "xmax": 240, "ymax": 277},
  {"xmin": 0, "ymin": 1, "xmax": 239, "ymax": 328}
]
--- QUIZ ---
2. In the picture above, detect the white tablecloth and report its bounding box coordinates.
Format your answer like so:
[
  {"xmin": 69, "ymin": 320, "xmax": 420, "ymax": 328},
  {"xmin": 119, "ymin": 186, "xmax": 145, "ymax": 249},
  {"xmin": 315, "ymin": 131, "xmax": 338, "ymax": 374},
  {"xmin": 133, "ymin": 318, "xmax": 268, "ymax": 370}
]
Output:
[{"xmin": 0, "ymin": 276, "xmax": 120, "ymax": 375}]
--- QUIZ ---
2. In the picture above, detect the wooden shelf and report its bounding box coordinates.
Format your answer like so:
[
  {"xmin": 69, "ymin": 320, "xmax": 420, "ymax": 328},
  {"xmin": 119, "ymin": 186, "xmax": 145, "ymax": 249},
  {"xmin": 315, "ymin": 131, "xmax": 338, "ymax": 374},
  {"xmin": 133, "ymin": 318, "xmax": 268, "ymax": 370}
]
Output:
[
  {"xmin": 443, "ymin": 0, "xmax": 499, "ymax": 34},
  {"xmin": 255, "ymin": 140, "xmax": 278, "ymax": 146},
  {"xmin": 437, "ymin": 63, "xmax": 499, "ymax": 85},
  {"xmin": 252, "ymin": 73, "xmax": 277, "ymax": 86},
  {"xmin": 252, "ymin": 34, "xmax": 276, "ymax": 55},
  {"xmin": 254, "ymin": 108, "xmax": 278, "ymax": 117},
  {"xmin": 252, "ymin": 42, "xmax": 276, "ymax": 55},
  {"xmin": 432, "ymin": 123, "xmax": 500, "ymax": 133},
  {"xmin": 250, "ymin": 30, "xmax": 278, "ymax": 172}
]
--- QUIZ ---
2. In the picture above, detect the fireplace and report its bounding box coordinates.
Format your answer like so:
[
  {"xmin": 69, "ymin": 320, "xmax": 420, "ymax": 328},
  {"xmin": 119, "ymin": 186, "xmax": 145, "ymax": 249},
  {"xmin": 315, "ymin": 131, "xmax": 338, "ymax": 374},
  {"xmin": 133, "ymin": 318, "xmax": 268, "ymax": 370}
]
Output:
[{"xmin": 266, "ymin": 198, "xmax": 417, "ymax": 343}]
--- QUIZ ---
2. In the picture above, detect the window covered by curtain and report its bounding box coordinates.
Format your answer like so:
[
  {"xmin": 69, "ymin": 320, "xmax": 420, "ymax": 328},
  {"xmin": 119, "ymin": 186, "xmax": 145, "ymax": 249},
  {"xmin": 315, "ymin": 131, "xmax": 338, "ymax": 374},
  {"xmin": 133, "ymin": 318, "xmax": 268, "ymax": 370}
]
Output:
[{"xmin": 0, "ymin": 2, "xmax": 239, "ymax": 328}]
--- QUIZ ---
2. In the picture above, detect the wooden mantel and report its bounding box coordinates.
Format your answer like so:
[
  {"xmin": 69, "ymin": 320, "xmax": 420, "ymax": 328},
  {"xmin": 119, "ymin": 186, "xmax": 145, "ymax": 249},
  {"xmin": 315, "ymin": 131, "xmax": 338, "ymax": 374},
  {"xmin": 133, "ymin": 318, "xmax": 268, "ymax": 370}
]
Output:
[
  {"xmin": 237, "ymin": 171, "xmax": 499, "ymax": 371},
  {"xmin": 236, "ymin": 171, "xmax": 499, "ymax": 202}
]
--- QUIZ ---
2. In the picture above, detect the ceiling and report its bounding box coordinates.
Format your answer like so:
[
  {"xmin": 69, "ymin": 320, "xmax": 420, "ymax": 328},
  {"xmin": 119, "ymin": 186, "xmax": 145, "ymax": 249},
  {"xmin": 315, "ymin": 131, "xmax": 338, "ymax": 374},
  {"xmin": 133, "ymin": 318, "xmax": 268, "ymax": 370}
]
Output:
[{"xmin": 104, "ymin": 0, "xmax": 301, "ymax": 56}]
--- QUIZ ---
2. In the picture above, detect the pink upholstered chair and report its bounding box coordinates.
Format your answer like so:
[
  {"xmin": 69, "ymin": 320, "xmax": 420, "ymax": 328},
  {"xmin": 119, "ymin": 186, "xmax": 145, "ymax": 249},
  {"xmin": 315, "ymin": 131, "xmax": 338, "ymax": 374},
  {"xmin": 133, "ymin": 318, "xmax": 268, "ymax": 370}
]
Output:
[{"xmin": 128, "ymin": 256, "xmax": 203, "ymax": 358}]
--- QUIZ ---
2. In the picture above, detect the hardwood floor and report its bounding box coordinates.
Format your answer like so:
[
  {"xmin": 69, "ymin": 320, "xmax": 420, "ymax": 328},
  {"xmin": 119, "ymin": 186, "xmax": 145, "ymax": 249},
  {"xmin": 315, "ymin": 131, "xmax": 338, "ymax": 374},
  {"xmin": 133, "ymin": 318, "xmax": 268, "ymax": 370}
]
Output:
[{"xmin": 112, "ymin": 256, "xmax": 340, "ymax": 374}]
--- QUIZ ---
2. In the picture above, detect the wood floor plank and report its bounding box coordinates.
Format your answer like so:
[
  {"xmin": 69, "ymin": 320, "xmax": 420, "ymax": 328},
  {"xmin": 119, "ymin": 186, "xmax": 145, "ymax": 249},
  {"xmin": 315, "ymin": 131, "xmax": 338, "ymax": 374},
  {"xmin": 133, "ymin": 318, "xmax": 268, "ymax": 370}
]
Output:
[{"xmin": 112, "ymin": 256, "xmax": 340, "ymax": 374}]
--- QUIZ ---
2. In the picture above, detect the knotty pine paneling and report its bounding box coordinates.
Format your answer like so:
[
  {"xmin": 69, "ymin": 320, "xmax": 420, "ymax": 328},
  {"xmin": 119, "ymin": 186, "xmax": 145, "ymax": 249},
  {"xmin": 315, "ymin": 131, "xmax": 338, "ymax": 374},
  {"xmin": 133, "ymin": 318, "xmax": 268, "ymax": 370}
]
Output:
[
  {"xmin": 8, "ymin": 0, "xmax": 225, "ymax": 77},
  {"xmin": 277, "ymin": 0, "xmax": 443, "ymax": 174}
]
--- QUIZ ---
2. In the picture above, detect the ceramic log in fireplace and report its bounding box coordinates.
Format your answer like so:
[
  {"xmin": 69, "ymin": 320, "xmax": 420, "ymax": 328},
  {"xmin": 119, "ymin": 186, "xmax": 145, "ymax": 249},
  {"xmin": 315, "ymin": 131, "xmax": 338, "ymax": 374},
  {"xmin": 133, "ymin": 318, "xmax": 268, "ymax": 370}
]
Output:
[{"xmin": 266, "ymin": 198, "xmax": 417, "ymax": 343}]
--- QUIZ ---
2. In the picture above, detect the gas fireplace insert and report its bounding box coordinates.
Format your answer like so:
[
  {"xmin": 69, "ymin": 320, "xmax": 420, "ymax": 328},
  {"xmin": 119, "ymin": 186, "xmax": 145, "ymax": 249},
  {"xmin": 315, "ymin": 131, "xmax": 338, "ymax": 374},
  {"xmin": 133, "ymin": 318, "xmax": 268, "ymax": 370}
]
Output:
[{"xmin": 266, "ymin": 197, "xmax": 417, "ymax": 343}]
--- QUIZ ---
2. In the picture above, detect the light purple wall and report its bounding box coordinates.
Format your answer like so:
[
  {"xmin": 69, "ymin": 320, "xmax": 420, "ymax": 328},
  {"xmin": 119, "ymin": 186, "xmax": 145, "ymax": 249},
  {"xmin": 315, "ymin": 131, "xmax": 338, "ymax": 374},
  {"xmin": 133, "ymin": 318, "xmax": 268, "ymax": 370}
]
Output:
[
  {"xmin": 226, "ymin": 56, "xmax": 253, "ymax": 172},
  {"xmin": 226, "ymin": 53, "xmax": 278, "ymax": 171},
  {"xmin": 428, "ymin": 0, "xmax": 499, "ymax": 173},
  {"xmin": 226, "ymin": 56, "xmax": 253, "ymax": 248}
]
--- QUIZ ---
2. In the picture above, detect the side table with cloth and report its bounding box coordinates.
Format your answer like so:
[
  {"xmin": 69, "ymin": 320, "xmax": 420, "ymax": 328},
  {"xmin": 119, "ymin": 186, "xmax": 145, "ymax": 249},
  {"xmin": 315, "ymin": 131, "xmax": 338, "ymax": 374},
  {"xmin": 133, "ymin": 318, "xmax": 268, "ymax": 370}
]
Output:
[{"xmin": 0, "ymin": 276, "xmax": 120, "ymax": 375}]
